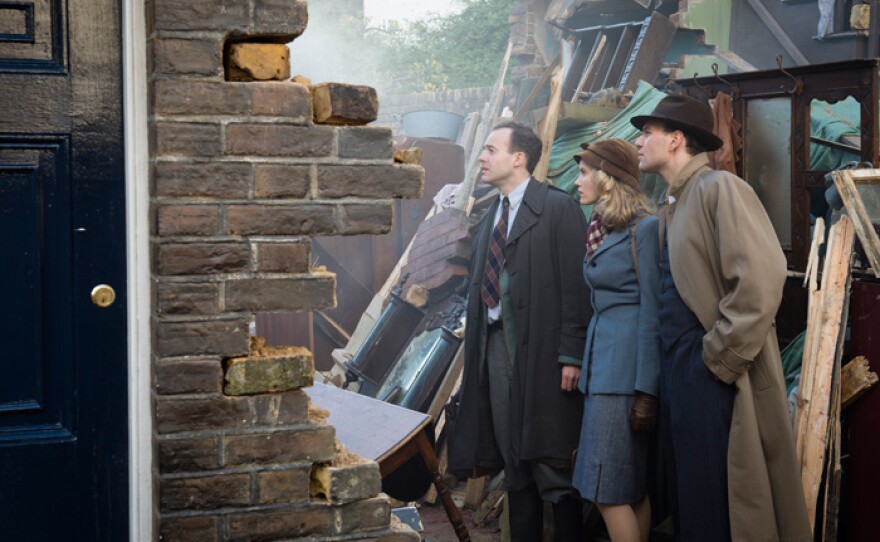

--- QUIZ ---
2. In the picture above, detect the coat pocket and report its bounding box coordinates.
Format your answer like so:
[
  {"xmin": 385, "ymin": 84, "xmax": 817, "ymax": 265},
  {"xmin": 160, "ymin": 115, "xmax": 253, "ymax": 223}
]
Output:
[{"xmin": 749, "ymin": 354, "xmax": 771, "ymax": 391}]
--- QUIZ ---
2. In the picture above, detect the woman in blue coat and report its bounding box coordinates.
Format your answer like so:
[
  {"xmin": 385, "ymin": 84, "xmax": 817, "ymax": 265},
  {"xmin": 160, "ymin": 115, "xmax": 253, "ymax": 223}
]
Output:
[{"xmin": 572, "ymin": 139, "xmax": 661, "ymax": 542}]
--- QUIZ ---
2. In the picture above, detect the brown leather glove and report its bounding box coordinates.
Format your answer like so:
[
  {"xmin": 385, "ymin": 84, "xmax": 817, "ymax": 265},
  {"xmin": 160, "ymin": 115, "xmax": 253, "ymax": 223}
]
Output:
[{"xmin": 629, "ymin": 393, "xmax": 658, "ymax": 432}]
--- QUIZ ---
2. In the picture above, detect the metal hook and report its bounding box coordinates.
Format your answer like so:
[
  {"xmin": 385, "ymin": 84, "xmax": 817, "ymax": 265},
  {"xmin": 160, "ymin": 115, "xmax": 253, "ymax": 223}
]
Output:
[
  {"xmin": 692, "ymin": 72, "xmax": 712, "ymax": 97},
  {"xmin": 711, "ymin": 63, "xmax": 737, "ymax": 98},
  {"xmin": 776, "ymin": 54, "xmax": 803, "ymax": 95}
]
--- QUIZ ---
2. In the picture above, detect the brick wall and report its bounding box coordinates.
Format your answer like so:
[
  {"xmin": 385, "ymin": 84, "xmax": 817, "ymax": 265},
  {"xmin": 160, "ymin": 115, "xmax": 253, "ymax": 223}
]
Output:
[{"xmin": 149, "ymin": 0, "xmax": 423, "ymax": 540}]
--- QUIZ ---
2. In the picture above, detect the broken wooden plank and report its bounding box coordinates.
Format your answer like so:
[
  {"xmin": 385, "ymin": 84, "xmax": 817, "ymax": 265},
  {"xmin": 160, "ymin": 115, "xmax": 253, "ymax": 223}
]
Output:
[
  {"xmin": 533, "ymin": 67, "xmax": 564, "ymax": 181},
  {"xmin": 794, "ymin": 218, "xmax": 825, "ymax": 456},
  {"xmin": 798, "ymin": 214, "xmax": 855, "ymax": 532},
  {"xmin": 619, "ymin": 12, "xmax": 676, "ymax": 93},
  {"xmin": 473, "ymin": 473, "xmax": 505, "ymax": 526},
  {"xmin": 841, "ymin": 356, "xmax": 878, "ymax": 409},
  {"xmin": 514, "ymin": 53, "xmax": 561, "ymax": 122},
  {"xmin": 572, "ymin": 33, "xmax": 607, "ymax": 100},
  {"xmin": 463, "ymin": 475, "xmax": 490, "ymax": 511},
  {"xmin": 833, "ymin": 170, "xmax": 880, "ymax": 278}
]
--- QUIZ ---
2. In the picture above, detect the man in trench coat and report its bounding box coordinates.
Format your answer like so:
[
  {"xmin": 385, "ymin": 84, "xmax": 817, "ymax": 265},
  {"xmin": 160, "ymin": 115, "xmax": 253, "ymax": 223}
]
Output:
[
  {"xmin": 447, "ymin": 121, "xmax": 590, "ymax": 541},
  {"xmin": 631, "ymin": 95, "xmax": 811, "ymax": 541}
]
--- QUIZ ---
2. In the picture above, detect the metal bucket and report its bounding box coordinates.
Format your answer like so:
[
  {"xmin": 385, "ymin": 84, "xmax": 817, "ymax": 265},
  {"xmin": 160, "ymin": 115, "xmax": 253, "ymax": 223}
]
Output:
[{"xmin": 401, "ymin": 110, "xmax": 464, "ymax": 142}]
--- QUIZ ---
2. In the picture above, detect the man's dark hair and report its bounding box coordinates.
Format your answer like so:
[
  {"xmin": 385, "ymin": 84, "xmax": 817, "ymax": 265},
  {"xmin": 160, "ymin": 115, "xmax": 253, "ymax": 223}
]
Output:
[
  {"xmin": 493, "ymin": 120, "xmax": 543, "ymax": 174},
  {"xmin": 657, "ymin": 122, "xmax": 707, "ymax": 156}
]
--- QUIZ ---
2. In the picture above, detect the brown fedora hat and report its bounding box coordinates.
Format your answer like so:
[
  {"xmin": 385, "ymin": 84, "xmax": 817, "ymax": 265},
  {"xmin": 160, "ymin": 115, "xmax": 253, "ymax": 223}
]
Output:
[{"xmin": 630, "ymin": 94, "xmax": 723, "ymax": 152}]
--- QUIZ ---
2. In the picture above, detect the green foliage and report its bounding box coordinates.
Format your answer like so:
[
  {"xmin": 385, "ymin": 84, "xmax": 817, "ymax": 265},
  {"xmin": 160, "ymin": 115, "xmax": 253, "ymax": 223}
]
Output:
[{"xmin": 383, "ymin": 0, "xmax": 516, "ymax": 92}]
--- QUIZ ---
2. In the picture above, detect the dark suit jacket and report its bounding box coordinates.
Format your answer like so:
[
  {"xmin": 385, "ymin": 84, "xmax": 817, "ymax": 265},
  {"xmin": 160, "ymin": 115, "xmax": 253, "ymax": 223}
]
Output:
[{"xmin": 448, "ymin": 179, "xmax": 591, "ymax": 471}]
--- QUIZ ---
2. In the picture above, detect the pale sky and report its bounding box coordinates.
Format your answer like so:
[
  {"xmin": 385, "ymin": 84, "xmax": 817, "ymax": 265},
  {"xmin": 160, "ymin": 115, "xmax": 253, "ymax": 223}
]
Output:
[{"xmin": 363, "ymin": 0, "xmax": 463, "ymax": 24}]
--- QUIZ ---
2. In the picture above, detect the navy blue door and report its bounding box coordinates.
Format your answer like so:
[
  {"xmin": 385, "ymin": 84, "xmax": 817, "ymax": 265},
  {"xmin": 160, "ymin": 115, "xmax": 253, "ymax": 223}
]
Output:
[{"xmin": 0, "ymin": 0, "xmax": 128, "ymax": 539}]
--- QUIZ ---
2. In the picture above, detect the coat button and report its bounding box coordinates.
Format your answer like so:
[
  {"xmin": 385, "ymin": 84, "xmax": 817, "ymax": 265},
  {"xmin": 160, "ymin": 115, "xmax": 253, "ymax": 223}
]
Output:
[{"xmin": 590, "ymin": 261, "xmax": 597, "ymax": 267}]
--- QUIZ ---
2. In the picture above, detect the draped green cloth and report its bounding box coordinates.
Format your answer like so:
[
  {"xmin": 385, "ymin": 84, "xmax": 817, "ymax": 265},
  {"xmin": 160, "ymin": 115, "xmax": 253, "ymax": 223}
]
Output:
[{"xmin": 545, "ymin": 81, "xmax": 668, "ymax": 215}]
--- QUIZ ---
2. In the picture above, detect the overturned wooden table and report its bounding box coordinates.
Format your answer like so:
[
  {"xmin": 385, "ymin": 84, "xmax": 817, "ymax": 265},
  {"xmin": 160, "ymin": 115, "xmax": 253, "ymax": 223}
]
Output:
[{"xmin": 307, "ymin": 382, "xmax": 470, "ymax": 542}]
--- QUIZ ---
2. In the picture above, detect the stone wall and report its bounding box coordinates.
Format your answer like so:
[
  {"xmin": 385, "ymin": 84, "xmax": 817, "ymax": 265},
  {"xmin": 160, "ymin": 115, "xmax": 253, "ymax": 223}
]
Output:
[{"xmin": 149, "ymin": 0, "xmax": 423, "ymax": 540}]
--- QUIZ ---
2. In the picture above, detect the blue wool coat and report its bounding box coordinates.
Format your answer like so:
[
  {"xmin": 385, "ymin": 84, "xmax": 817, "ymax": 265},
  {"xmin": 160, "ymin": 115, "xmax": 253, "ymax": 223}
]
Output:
[{"xmin": 577, "ymin": 215, "xmax": 661, "ymax": 397}]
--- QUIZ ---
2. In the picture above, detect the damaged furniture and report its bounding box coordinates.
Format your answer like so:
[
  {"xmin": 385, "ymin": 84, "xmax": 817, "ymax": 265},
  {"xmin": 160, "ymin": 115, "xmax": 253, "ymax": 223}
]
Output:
[{"xmin": 307, "ymin": 382, "xmax": 470, "ymax": 542}]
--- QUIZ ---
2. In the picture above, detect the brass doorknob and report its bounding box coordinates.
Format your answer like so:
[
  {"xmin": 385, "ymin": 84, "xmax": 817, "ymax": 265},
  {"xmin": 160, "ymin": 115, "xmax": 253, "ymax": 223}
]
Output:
[{"xmin": 91, "ymin": 284, "xmax": 116, "ymax": 308}]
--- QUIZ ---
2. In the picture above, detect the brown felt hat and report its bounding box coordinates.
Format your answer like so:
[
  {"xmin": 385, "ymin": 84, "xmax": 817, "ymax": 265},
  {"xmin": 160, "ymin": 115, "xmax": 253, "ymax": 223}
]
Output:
[
  {"xmin": 573, "ymin": 138, "xmax": 640, "ymax": 190},
  {"xmin": 630, "ymin": 94, "xmax": 723, "ymax": 151}
]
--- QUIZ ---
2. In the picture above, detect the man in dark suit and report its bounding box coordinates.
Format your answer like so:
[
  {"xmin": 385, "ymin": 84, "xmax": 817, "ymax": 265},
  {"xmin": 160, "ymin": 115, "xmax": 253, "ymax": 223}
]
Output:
[{"xmin": 448, "ymin": 121, "xmax": 590, "ymax": 540}]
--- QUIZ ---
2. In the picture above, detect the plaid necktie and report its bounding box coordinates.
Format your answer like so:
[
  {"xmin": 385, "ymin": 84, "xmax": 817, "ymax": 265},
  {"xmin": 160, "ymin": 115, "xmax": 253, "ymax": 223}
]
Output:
[{"xmin": 481, "ymin": 197, "xmax": 510, "ymax": 308}]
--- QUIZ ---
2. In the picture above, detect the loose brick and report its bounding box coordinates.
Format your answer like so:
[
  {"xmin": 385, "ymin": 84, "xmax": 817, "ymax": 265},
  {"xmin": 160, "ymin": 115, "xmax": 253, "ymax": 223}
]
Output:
[
  {"xmin": 156, "ymin": 122, "xmax": 223, "ymax": 158},
  {"xmin": 252, "ymin": 0, "xmax": 309, "ymax": 37},
  {"xmin": 157, "ymin": 243, "xmax": 250, "ymax": 276},
  {"xmin": 153, "ymin": 0, "xmax": 248, "ymax": 32},
  {"xmin": 156, "ymin": 390, "xmax": 309, "ymax": 434},
  {"xmin": 250, "ymin": 83, "xmax": 311, "ymax": 121},
  {"xmin": 154, "ymin": 80, "xmax": 249, "ymax": 116},
  {"xmin": 159, "ymin": 436, "xmax": 221, "ymax": 473},
  {"xmin": 226, "ymin": 124, "xmax": 334, "ymax": 157},
  {"xmin": 393, "ymin": 147, "xmax": 423, "ymax": 165},
  {"xmin": 254, "ymin": 164, "xmax": 311, "ymax": 198},
  {"xmin": 155, "ymin": 319, "xmax": 250, "ymax": 358},
  {"xmin": 224, "ymin": 426, "xmax": 336, "ymax": 465},
  {"xmin": 337, "ymin": 127, "xmax": 393, "ymax": 159},
  {"xmin": 160, "ymin": 515, "xmax": 220, "ymax": 542},
  {"xmin": 157, "ymin": 205, "xmax": 222, "ymax": 236},
  {"xmin": 225, "ymin": 276, "xmax": 335, "ymax": 312},
  {"xmin": 227, "ymin": 204, "xmax": 336, "ymax": 235},
  {"xmin": 257, "ymin": 241, "xmax": 310, "ymax": 273},
  {"xmin": 317, "ymin": 164, "xmax": 423, "ymax": 199},
  {"xmin": 339, "ymin": 203, "xmax": 393, "ymax": 234},
  {"xmin": 311, "ymin": 83, "xmax": 378, "ymax": 125},
  {"xmin": 155, "ymin": 357, "xmax": 223, "ymax": 395},
  {"xmin": 334, "ymin": 497, "xmax": 391, "ymax": 534},
  {"xmin": 227, "ymin": 505, "xmax": 334, "ymax": 541},
  {"xmin": 154, "ymin": 161, "xmax": 252, "ymax": 199},
  {"xmin": 153, "ymin": 38, "xmax": 223, "ymax": 78},
  {"xmin": 256, "ymin": 466, "xmax": 311, "ymax": 504},
  {"xmin": 224, "ymin": 347, "xmax": 314, "ymax": 395},
  {"xmin": 156, "ymin": 282, "xmax": 222, "ymax": 317},
  {"xmin": 310, "ymin": 461, "xmax": 381, "ymax": 504},
  {"xmin": 160, "ymin": 473, "xmax": 251, "ymax": 511},
  {"xmin": 227, "ymin": 43, "xmax": 290, "ymax": 82}
]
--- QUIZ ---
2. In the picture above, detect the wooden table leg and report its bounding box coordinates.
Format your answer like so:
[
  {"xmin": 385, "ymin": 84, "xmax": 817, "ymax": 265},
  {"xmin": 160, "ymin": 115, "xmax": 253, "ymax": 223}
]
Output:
[{"xmin": 415, "ymin": 429, "xmax": 471, "ymax": 542}]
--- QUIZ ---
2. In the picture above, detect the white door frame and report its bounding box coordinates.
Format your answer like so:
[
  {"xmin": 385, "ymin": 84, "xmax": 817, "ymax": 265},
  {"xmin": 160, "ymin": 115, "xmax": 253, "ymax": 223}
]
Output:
[{"xmin": 123, "ymin": 0, "xmax": 152, "ymax": 540}]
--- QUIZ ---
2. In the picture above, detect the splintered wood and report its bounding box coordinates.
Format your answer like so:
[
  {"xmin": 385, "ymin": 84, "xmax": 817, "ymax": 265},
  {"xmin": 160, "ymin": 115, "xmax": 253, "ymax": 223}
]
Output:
[{"xmin": 795, "ymin": 215, "xmax": 854, "ymax": 533}]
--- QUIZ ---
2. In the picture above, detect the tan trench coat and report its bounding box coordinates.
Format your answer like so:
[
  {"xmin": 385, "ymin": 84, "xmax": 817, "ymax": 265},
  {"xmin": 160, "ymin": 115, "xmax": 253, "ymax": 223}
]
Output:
[{"xmin": 664, "ymin": 154, "xmax": 812, "ymax": 542}]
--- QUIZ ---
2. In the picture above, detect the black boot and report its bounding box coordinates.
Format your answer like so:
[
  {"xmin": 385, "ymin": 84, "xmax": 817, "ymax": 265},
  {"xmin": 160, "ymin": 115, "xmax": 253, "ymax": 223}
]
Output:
[
  {"xmin": 552, "ymin": 496, "xmax": 584, "ymax": 542},
  {"xmin": 507, "ymin": 485, "xmax": 543, "ymax": 542}
]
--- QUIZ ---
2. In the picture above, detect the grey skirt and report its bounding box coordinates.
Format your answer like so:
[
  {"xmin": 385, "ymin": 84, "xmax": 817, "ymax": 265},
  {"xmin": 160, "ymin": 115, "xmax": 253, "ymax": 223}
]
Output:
[{"xmin": 572, "ymin": 393, "xmax": 649, "ymax": 505}]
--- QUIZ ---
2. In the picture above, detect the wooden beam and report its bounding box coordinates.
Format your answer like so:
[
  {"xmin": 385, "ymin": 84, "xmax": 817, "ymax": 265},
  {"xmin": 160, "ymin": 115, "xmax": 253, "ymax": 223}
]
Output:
[
  {"xmin": 572, "ymin": 33, "xmax": 607, "ymax": 102},
  {"xmin": 532, "ymin": 67, "xmax": 564, "ymax": 181},
  {"xmin": 513, "ymin": 52, "xmax": 561, "ymax": 122},
  {"xmin": 833, "ymin": 170, "xmax": 880, "ymax": 278},
  {"xmin": 463, "ymin": 475, "xmax": 490, "ymax": 511},
  {"xmin": 797, "ymin": 214, "xmax": 855, "ymax": 532},
  {"xmin": 841, "ymin": 356, "xmax": 879, "ymax": 409},
  {"xmin": 745, "ymin": 0, "xmax": 809, "ymax": 65}
]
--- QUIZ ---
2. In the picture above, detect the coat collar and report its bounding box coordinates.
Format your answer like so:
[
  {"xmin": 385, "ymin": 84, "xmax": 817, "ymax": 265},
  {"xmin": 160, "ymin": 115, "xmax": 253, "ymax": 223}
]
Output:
[
  {"xmin": 668, "ymin": 153, "xmax": 711, "ymax": 201},
  {"xmin": 506, "ymin": 177, "xmax": 548, "ymax": 244}
]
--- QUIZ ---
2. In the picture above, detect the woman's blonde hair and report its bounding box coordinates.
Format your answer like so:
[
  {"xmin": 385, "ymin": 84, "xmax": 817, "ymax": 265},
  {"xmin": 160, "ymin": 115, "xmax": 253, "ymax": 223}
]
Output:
[{"xmin": 591, "ymin": 167, "xmax": 654, "ymax": 230}]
